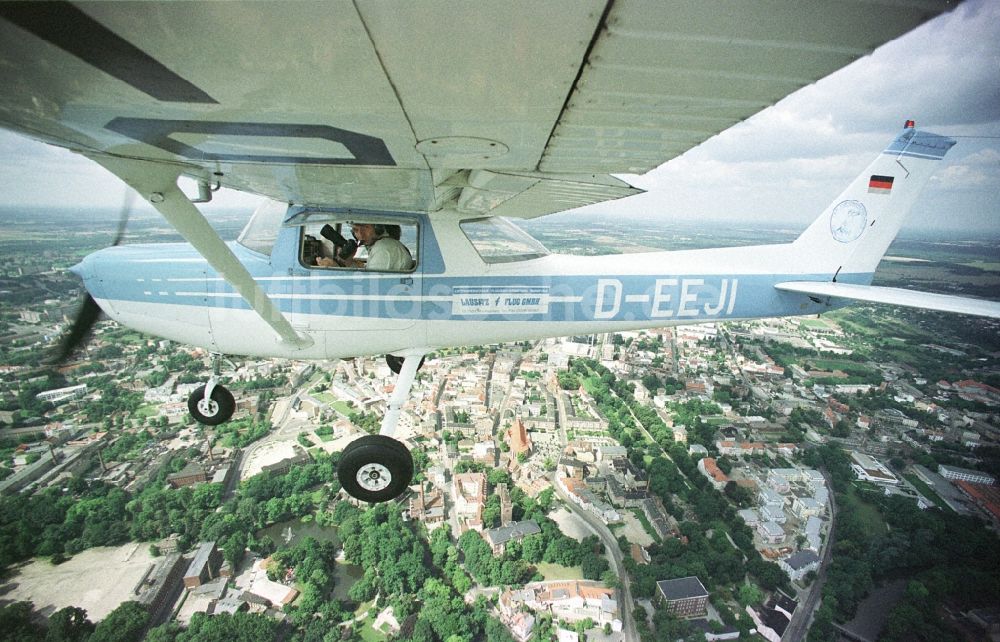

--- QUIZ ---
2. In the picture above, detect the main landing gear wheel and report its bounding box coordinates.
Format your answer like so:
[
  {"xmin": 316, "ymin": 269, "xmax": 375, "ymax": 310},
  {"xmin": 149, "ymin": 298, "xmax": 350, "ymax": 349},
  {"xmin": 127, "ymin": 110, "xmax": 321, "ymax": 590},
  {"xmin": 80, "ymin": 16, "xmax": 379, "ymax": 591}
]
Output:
[
  {"xmin": 385, "ymin": 354, "xmax": 425, "ymax": 375},
  {"xmin": 338, "ymin": 434, "xmax": 413, "ymax": 503},
  {"xmin": 187, "ymin": 384, "xmax": 235, "ymax": 425}
]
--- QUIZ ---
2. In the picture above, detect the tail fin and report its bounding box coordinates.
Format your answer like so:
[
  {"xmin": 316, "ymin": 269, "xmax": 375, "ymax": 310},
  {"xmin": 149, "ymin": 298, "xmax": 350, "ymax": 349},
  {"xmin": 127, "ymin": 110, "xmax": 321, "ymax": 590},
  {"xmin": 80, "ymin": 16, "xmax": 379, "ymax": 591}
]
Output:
[{"xmin": 791, "ymin": 122, "xmax": 956, "ymax": 284}]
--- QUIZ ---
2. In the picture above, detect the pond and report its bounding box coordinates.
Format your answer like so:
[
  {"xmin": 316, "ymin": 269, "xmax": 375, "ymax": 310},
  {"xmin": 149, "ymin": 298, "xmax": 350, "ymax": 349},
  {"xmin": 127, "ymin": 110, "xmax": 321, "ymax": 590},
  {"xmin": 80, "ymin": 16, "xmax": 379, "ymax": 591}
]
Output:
[
  {"xmin": 257, "ymin": 518, "xmax": 363, "ymax": 600},
  {"xmin": 258, "ymin": 518, "xmax": 341, "ymax": 549}
]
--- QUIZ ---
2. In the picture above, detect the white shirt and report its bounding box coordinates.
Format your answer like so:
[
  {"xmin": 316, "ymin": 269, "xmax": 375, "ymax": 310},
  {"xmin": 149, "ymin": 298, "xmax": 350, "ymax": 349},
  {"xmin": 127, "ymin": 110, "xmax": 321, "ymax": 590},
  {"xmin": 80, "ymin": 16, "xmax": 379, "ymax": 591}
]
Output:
[{"xmin": 366, "ymin": 236, "xmax": 412, "ymax": 271}]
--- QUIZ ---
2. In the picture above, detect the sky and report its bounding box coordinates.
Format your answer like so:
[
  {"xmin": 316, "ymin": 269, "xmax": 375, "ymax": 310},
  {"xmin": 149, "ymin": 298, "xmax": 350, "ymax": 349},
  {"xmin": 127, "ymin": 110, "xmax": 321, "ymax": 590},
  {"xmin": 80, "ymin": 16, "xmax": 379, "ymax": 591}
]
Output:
[{"xmin": 0, "ymin": 0, "xmax": 998, "ymax": 235}]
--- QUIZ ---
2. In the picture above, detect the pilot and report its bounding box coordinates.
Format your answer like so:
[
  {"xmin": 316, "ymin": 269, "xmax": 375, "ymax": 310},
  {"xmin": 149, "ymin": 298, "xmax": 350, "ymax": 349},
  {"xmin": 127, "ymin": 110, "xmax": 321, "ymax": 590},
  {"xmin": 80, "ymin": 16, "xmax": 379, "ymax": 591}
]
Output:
[{"xmin": 318, "ymin": 223, "xmax": 411, "ymax": 271}]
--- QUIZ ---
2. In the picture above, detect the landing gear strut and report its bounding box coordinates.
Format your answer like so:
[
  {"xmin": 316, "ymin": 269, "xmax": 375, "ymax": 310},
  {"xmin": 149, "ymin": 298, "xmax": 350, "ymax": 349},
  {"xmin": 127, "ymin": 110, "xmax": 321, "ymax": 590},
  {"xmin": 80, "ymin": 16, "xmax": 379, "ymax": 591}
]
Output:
[{"xmin": 339, "ymin": 352, "xmax": 425, "ymax": 503}]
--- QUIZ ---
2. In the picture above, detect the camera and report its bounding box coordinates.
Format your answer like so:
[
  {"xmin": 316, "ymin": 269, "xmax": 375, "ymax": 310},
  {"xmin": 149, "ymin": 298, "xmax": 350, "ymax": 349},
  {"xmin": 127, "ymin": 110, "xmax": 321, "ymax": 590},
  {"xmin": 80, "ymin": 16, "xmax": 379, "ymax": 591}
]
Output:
[{"xmin": 320, "ymin": 224, "xmax": 358, "ymax": 259}]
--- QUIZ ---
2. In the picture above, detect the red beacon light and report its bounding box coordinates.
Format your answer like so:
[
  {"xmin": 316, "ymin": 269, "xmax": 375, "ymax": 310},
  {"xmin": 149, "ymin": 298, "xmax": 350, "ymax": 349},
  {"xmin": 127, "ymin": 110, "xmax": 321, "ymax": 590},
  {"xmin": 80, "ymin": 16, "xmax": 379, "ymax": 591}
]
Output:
[{"xmin": 904, "ymin": 119, "xmax": 916, "ymax": 129}]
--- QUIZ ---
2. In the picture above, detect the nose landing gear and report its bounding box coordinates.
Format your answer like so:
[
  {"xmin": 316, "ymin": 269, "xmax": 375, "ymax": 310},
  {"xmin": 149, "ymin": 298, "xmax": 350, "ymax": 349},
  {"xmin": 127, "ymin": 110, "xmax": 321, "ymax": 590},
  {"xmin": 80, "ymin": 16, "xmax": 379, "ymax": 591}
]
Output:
[
  {"xmin": 187, "ymin": 379, "xmax": 235, "ymax": 425},
  {"xmin": 187, "ymin": 354, "xmax": 236, "ymax": 425}
]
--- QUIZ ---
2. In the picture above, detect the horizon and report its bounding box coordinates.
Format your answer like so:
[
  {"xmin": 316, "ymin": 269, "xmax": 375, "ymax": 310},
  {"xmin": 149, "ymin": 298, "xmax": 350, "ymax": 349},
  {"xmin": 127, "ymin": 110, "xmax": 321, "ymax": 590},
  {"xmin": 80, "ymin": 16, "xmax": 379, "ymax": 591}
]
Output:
[{"xmin": 3, "ymin": 204, "xmax": 998, "ymax": 244}]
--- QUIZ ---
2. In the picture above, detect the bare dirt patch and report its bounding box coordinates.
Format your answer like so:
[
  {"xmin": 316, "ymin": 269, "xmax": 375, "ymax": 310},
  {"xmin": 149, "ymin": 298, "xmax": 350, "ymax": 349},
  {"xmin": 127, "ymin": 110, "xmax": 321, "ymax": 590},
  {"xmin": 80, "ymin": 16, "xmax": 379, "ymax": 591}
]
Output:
[
  {"xmin": 1, "ymin": 543, "xmax": 155, "ymax": 621},
  {"xmin": 549, "ymin": 507, "xmax": 596, "ymax": 541}
]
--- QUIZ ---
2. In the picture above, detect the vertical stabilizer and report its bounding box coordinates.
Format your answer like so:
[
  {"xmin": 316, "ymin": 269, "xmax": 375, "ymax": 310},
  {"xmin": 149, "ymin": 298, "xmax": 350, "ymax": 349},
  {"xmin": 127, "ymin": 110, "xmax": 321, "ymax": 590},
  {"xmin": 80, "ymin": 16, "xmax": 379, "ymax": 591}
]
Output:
[{"xmin": 792, "ymin": 123, "xmax": 955, "ymax": 283}]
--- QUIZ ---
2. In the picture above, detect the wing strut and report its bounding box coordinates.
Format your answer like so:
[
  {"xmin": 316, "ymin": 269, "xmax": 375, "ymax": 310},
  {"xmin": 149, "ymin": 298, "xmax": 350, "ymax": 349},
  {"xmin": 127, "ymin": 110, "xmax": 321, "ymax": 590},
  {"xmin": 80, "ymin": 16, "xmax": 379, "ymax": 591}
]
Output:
[{"xmin": 88, "ymin": 155, "xmax": 313, "ymax": 349}]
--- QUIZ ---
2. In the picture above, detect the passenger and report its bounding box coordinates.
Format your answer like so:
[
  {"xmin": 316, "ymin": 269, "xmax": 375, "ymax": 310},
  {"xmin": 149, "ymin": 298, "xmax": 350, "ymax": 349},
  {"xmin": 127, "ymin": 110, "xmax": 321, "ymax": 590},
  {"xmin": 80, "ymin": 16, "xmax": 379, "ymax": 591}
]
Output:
[{"xmin": 318, "ymin": 223, "xmax": 411, "ymax": 271}]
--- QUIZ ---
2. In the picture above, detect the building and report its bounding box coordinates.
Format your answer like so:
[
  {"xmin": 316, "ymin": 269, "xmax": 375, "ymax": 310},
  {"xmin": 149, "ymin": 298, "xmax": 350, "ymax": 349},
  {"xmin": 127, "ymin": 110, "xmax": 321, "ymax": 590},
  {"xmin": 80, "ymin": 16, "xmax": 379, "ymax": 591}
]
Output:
[
  {"xmin": 501, "ymin": 580, "xmax": 621, "ymax": 631},
  {"xmin": 642, "ymin": 497, "xmax": 673, "ymax": 539},
  {"xmin": 261, "ymin": 445, "xmax": 312, "ymax": 475},
  {"xmin": 850, "ymin": 451, "xmax": 898, "ymax": 485},
  {"xmin": 804, "ymin": 516, "xmax": 822, "ymax": 552},
  {"xmin": 792, "ymin": 496, "xmax": 822, "ymax": 520},
  {"xmin": 35, "ymin": 383, "xmax": 88, "ymax": 405},
  {"xmin": 135, "ymin": 553, "xmax": 186, "ymax": 626},
  {"xmin": 779, "ymin": 550, "xmax": 821, "ymax": 581},
  {"xmin": 757, "ymin": 521, "xmax": 785, "ymax": 544},
  {"xmin": 183, "ymin": 541, "xmax": 223, "ymax": 589},
  {"xmin": 697, "ymin": 457, "xmax": 729, "ymax": 490},
  {"xmin": 483, "ymin": 520, "xmax": 541, "ymax": 555},
  {"xmin": 759, "ymin": 487, "xmax": 784, "ymax": 510},
  {"xmin": 938, "ymin": 464, "xmax": 996, "ymax": 486},
  {"xmin": 507, "ymin": 418, "xmax": 533, "ymax": 457},
  {"xmin": 167, "ymin": 463, "xmax": 208, "ymax": 488},
  {"xmin": 738, "ymin": 508, "xmax": 760, "ymax": 527},
  {"xmin": 747, "ymin": 593, "xmax": 798, "ymax": 642},
  {"xmin": 655, "ymin": 576, "xmax": 709, "ymax": 619},
  {"xmin": 506, "ymin": 611, "xmax": 535, "ymax": 642},
  {"xmin": 954, "ymin": 481, "xmax": 1000, "ymax": 523},
  {"xmin": 408, "ymin": 485, "xmax": 446, "ymax": 525},
  {"xmin": 454, "ymin": 472, "xmax": 487, "ymax": 530}
]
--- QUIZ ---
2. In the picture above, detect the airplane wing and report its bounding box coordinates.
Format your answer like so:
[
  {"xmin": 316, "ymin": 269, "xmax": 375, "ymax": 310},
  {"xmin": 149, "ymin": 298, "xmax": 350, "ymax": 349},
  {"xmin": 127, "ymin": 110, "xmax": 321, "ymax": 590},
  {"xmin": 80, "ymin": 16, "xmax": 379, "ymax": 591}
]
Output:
[
  {"xmin": 0, "ymin": 1, "xmax": 954, "ymax": 218},
  {"xmin": 775, "ymin": 281, "xmax": 1000, "ymax": 319}
]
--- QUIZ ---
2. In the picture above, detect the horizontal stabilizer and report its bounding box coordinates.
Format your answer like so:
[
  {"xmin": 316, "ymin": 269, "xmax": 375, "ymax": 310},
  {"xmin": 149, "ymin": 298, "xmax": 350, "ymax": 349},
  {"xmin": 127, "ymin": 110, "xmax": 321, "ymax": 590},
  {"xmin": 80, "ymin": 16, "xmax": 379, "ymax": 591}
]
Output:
[{"xmin": 775, "ymin": 282, "xmax": 1000, "ymax": 319}]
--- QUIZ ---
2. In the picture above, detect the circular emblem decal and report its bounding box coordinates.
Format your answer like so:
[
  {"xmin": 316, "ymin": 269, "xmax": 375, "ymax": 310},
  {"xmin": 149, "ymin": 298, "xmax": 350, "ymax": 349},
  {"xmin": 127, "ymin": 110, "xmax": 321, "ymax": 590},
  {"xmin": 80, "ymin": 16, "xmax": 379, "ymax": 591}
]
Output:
[{"xmin": 829, "ymin": 200, "xmax": 868, "ymax": 243}]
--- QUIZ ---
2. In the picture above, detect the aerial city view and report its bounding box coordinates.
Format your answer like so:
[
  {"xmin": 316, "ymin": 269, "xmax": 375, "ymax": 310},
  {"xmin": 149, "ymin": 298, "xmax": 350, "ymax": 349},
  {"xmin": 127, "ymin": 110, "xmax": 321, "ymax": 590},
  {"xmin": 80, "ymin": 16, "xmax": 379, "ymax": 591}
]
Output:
[
  {"xmin": 0, "ymin": 210, "xmax": 997, "ymax": 642},
  {"xmin": 1, "ymin": 2, "xmax": 999, "ymax": 642}
]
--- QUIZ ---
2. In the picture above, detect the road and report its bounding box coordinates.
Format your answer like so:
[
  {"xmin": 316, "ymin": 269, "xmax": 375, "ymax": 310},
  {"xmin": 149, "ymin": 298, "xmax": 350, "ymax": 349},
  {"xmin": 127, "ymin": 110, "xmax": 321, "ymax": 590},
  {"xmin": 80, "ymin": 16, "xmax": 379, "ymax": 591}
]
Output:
[
  {"xmin": 553, "ymin": 386, "xmax": 638, "ymax": 642},
  {"xmin": 551, "ymin": 475, "xmax": 638, "ymax": 642},
  {"xmin": 235, "ymin": 393, "xmax": 305, "ymax": 481},
  {"xmin": 782, "ymin": 468, "xmax": 838, "ymax": 642}
]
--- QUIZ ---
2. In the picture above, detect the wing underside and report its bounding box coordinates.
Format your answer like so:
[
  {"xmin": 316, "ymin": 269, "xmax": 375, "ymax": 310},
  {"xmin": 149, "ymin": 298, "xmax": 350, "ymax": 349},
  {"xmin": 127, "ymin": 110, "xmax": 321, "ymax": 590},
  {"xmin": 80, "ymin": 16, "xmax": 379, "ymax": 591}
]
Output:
[{"xmin": 0, "ymin": 0, "xmax": 953, "ymax": 216}]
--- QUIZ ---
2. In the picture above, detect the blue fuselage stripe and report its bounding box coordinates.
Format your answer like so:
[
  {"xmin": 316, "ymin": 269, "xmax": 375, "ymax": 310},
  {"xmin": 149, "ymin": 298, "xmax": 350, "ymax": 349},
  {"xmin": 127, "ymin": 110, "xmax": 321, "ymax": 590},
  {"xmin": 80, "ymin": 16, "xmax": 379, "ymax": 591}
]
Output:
[{"xmin": 83, "ymin": 244, "xmax": 868, "ymax": 324}]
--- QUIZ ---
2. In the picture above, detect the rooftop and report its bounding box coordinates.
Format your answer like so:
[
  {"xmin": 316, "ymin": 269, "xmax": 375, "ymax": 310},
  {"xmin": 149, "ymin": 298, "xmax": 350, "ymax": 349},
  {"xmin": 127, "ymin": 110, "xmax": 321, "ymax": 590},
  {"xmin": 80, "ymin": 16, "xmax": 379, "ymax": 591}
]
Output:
[{"xmin": 656, "ymin": 576, "xmax": 708, "ymax": 601}]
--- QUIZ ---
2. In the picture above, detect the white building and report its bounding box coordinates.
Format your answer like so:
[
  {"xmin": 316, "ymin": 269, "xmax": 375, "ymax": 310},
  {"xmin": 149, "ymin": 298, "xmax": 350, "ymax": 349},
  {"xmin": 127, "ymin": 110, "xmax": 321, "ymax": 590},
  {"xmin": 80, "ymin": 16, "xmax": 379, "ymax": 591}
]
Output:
[
  {"xmin": 779, "ymin": 550, "xmax": 821, "ymax": 581},
  {"xmin": 759, "ymin": 487, "xmax": 784, "ymax": 510},
  {"xmin": 757, "ymin": 520, "xmax": 785, "ymax": 544},
  {"xmin": 804, "ymin": 516, "xmax": 822, "ymax": 552},
  {"xmin": 793, "ymin": 497, "xmax": 822, "ymax": 520},
  {"xmin": 761, "ymin": 505, "xmax": 787, "ymax": 524},
  {"xmin": 35, "ymin": 384, "xmax": 88, "ymax": 405},
  {"xmin": 938, "ymin": 464, "xmax": 996, "ymax": 486}
]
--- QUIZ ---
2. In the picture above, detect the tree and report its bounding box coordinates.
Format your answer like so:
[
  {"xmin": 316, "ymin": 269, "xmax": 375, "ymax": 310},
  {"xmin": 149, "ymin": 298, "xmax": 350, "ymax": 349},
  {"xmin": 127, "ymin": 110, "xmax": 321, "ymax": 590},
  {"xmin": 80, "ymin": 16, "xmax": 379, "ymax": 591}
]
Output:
[
  {"xmin": 89, "ymin": 602, "xmax": 149, "ymax": 642},
  {"xmin": 0, "ymin": 602, "xmax": 44, "ymax": 642},
  {"xmin": 45, "ymin": 606, "xmax": 95, "ymax": 642},
  {"xmin": 737, "ymin": 583, "xmax": 763, "ymax": 607},
  {"xmin": 581, "ymin": 554, "xmax": 609, "ymax": 580}
]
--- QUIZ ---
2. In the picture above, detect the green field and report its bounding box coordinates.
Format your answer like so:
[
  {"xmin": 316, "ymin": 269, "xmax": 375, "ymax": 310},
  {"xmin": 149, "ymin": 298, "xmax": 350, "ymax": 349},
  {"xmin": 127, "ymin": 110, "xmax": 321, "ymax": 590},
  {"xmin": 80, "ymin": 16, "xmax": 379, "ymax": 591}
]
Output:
[
  {"xmin": 844, "ymin": 485, "xmax": 887, "ymax": 537},
  {"xmin": 799, "ymin": 318, "xmax": 832, "ymax": 330},
  {"xmin": 332, "ymin": 400, "xmax": 354, "ymax": 416},
  {"xmin": 134, "ymin": 403, "xmax": 159, "ymax": 419},
  {"xmin": 537, "ymin": 562, "xmax": 583, "ymax": 581}
]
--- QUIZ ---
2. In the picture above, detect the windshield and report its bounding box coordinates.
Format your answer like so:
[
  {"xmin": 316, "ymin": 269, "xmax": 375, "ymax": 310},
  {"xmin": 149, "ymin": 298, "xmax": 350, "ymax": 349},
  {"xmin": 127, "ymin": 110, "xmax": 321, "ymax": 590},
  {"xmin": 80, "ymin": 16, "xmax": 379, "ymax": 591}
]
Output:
[
  {"xmin": 460, "ymin": 217, "xmax": 549, "ymax": 264},
  {"xmin": 236, "ymin": 198, "xmax": 286, "ymax": 255}
]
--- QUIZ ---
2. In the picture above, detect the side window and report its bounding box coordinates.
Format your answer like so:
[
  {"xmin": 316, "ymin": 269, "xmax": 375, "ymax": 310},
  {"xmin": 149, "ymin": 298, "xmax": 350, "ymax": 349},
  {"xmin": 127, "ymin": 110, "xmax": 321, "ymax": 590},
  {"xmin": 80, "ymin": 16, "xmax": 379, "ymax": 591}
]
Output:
[{"xmin": 298, "ymin": 218, "xmax": 418, "ymax": 272}]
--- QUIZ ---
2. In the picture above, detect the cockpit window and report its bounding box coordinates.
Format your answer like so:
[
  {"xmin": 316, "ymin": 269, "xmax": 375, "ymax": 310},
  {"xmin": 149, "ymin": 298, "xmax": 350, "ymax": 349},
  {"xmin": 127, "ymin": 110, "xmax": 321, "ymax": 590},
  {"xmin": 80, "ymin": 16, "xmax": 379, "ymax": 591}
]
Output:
[
  {"xmin": 460, "ymin": 216, "xmax": 550, "ymax": 264},
  {"xmin": 297, "ymin": 215, "xmax": 418, "ymax": 272},
  {"xmin": 236, "ymin": 199, "xmax": 286, "ymax": 256}
]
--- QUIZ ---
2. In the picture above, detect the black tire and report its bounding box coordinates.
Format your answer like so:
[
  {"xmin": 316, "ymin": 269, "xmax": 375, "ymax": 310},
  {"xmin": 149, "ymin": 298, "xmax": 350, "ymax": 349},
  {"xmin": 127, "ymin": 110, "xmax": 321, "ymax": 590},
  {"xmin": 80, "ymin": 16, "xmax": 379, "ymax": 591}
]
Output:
[
  {"xmin": 385, "ymin": 354, "xmax": 426, "ymax": 375},
  {"xmin": 338, "ymin": 434, "xmax": 413, "ymax": 503},
  {"xmin": 187, "ymin": 384, "xmax": 235, "ymax": 425}
]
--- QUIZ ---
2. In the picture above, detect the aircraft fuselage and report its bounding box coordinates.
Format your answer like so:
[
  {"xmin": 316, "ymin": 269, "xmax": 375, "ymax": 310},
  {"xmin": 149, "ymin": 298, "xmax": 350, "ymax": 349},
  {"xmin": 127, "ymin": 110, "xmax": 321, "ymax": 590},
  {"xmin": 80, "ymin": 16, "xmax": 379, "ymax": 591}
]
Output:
[{"xmin": 72, "ymin": 210, "xmax": 846, "ymax": 359}]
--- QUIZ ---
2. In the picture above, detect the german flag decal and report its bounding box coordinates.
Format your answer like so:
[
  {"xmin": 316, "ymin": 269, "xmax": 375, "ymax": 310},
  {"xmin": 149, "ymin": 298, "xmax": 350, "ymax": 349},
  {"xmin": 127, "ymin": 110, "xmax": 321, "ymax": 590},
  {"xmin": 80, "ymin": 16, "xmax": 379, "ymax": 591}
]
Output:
[{"xmin": 868, "ymin": 175, "xmax": 894, "ymax": 194}]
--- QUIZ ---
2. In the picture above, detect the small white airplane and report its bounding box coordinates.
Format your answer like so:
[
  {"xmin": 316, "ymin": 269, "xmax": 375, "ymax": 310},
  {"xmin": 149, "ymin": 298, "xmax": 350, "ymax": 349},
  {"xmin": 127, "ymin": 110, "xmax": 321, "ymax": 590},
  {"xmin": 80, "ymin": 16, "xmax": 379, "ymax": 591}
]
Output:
[{"xmin": 1, "ymin": 2, "xmax": 994, "ymax": 502}]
